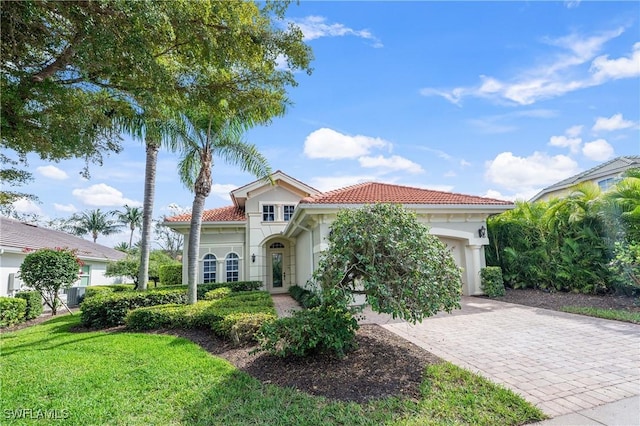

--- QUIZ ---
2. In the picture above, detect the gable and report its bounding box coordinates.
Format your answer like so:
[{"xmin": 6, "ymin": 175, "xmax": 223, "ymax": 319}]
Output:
[{"xmin": 231, "ymin": 170, "xmax": 320, "ymax": 208}]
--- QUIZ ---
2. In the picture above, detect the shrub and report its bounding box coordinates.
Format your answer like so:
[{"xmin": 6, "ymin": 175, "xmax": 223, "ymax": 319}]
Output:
[
  {"xmin": 15, "ymin": 291, "xmax": 43, "ymax": 320},
  {"xmin": 212, "ymin": 312, "xmax": 276, "ymax": 345},
  {"xmin": 124, "ymin": 303, "xmax": 223, "ymax": 330},
  {"xmin": 0, "ymin": 297, "xmax": 27, "ymax": 327},
  {"xmin": 19, "ymin": 248, "xmax": 81, "ymax": 315},
  {"xmin": 85, "ymin": 286, "xmax": 116, "ymax": 299},
  {"xmin": 255, "ymin": 304, "xmax": 358, "ymax": 358},
  {"xmin": 288, "ymin": 285, "xmax": 322, "ymax": 308},
  {"xmin": 158, "ymin": 281, "xmax": 263, "ymax": 299},
  {"xmin": 159, "ymin": 264, "xmax": 182, "ymax": 286},
  {"xmin": 204, "ymin": 287, "xmax": 231, "ymax": 300},
  {"xmin": 481, "ymin": 267, "xmax": 505, "ymax": 298},
  {"xmin": 80, "ymin": 289, "xmax": 186, "ymax": 328}
]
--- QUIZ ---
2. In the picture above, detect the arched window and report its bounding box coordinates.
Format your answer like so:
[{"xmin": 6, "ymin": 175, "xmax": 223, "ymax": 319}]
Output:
[
  {"xmin": 203, "ymin": 254, "xmax": 216, "ymax": 283},
  {"xmin": 269, "ymin": 242, "xmax": 285, "ymax": 249},
  {"xmin": 226, "ymin": 253, "xmax": 239, "ymax": 282}
]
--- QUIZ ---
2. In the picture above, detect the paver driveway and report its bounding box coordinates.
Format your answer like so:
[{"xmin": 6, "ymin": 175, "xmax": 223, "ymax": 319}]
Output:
[{"xmin": 382, "ymin": 297, "xmax": 640, "ymax": 417}]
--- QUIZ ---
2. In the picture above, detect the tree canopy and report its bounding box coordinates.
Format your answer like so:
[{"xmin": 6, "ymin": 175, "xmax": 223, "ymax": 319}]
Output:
[
  {"xmin": 315, "ymin": 203, "xmax": 463, "ymax": 323},
  {"xmin": 1, "ymin": 0, "xmax": 312, "ymax": 205}
]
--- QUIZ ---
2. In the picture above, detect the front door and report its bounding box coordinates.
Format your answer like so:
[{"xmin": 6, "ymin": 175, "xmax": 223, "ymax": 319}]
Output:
[{"xmin": 267, "ymin": 241, "xmax": 288, "ymax": 293}]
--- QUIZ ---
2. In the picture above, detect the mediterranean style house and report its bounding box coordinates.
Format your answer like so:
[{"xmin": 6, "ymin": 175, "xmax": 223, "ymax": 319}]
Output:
[
  {"xmin": 530, "ymin": 155, "xmax": 640, "ymax": 202},
  {"xmin": 0, "ymin": 217, "xmax": 126, "ymax": 297},
  {"xmin": 164, "ymin": 171, "xmax": 514, "ymax": 296}
]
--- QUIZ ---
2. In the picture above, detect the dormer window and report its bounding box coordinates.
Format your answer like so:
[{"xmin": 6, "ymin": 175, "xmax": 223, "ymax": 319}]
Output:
[
  {"xmin": 284, "ymin": 205, "xmax": 295, "ymax": 221},
  {"xmin": 262, "ymin": 205, "xmax": 275, "ymax": 221}
]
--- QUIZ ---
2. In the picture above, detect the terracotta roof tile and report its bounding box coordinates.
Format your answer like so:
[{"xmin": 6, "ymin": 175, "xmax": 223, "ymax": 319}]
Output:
[
  {"xmin": 300, "ymin": 182, "xmax": 513, "ymax": 205},
  {"xmin": 165, "ymin": 206, "xmax": 246, "ymax": 223}
]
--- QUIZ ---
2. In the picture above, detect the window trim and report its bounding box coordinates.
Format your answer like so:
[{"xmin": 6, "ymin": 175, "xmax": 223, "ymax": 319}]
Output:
[
  {"xmin": 203, "ymin": 254, "xmax": 217, "ymax": 284},
  {"xmin": 262, "ymin": 204, "xmax": 275, "ymax": 222},
  {"xmin": 283, "ymin": 205, "xmax": 295, "ymax": 221},
  {"xmin": 225, "ymin": 252, "xmax": 239, "ymax": 282}
]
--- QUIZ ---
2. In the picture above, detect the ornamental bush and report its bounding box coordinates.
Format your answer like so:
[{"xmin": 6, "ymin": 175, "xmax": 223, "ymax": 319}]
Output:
[
  {"xmin": 0, "ymin": 297, "xmax": 26, "ymax": 327},
  {"xmin": 15, "ymin": 291, "xmax": 43, "ymax": 319},
  {"xmin": 159, "ymin": 264, "xmax": 182, "ymax": 286},
  {"xmin": 204, "ymin": 287, "xmax": 232, "ymax": 300},
  {"xmin": 80, "ymin": 289, "xmax": 186, "ymax": 328},
  {"xmin": 213, "ymin": 312, "xmax": 276, "ymax": 345},
  {"xmin": 480, "ymin": 266, "xmax": 505, "ymax": 298},
  {"xmin": 255, "ymin": 304, "xmax": 358, "ymax": 358},
  {"xmin": 288, "ymin": 285, "xmax": 322, "ymax": 308},
  {"xmin": 19, "ymin": 248, "xmax": 81, "ymax": 315}
]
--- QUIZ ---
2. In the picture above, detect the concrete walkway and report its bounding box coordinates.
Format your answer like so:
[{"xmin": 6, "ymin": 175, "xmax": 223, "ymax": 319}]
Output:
[
  {"xmin": 383, "ymin": 297, "xmax": 640, "ymax": 421},
  {"xmin": 272, "ymin": 294, "xmax": 640, "ymax": 424}
]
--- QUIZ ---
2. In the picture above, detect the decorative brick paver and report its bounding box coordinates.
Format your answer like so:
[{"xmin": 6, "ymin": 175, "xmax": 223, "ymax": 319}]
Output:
[{"xmin": 384, "ymin": 297, "xmax": 640, "ymax": 417}]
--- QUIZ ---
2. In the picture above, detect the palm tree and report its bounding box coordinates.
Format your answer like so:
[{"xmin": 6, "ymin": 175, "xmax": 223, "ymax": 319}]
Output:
[
  {"xmin": 116, "ymin": 205, "xmax": 143, "ymax": 248},
  {"xmin": 114, "ymin": 242, "xmax": 131, "ymax": 253},
  {"xmin": 171, "ymin": 110, "xmax": 271, "ymax": 304},
  {"xmin": 68, "ymin": 209, "xmax": 122, "ymax": 243}
]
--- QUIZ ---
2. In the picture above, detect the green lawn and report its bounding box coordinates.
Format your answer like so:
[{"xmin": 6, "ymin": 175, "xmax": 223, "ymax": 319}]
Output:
[
  {"xmin": 1, "ymin": 314, "xmax": 546, "ymax": 425},
  {"xmin": 561, "ymin": 306, "xmax": 640, "ymax": 324}
]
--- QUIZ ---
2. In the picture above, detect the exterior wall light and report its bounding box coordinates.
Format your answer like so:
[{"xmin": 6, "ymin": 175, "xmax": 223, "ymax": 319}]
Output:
[
  {"xmin": 478, "ymin": 226, "xmax": 487, "ymax": 238},
  {"xmin": 251, "ymin": 253, "xmax": 256, "ymax": 263}
]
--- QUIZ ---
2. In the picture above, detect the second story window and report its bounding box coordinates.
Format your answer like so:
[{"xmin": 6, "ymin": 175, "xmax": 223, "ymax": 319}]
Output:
[
  {"xmin": 262, "ymin": 205, "xmax": 275, "ymax": 221},
  {"xmin": 284, "ymin": 205, "xmax": 295, "ymax": 221}
]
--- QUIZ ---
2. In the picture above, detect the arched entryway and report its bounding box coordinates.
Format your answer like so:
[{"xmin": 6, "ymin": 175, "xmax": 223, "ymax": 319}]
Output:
[{"xmin": 265, "ymin": 239, "xmax": 291, "ymax": 294}]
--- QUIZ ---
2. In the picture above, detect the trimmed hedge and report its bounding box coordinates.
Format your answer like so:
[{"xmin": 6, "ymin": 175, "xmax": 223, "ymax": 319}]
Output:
[
  {"xmin": 15, "ymin": 291, "xmax": 43, "ymax": 320},
  {"xmin": 159, "ymin": 281, "xmax": 262, "ymax": 299},
  {"xmin": 80, "ymin": 289, "xmax": 187, "ymax": 328},
  {"xmin": 159, "ymin": 264, "xmax": 182, "ymax": 286},
  {"xmin": 125, "ymin": 290, "xmax": 275, "ymax": 345},
  {"xmin": 204, "ymin": 287, "xmax": 231, "ymax": 300},
  {"xmin": 481, "ymin": 266, "xmax": 505, "ymax": 298},
  {"xmin": 288, "ymin": 285, "xmax": 322, "ymax": 308},
  {"xmin": 0, "ymin": 297, "xmax": 26, "ymax": 327},
  {"xmin": 125, "ymin": 302, "xmax": 223, "ymax": 330},
  {"xmin": 84, "ymin": 285, "xmax": 135, "ymax": 299}
]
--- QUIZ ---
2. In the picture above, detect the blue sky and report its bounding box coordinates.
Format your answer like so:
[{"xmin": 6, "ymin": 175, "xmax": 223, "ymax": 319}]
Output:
[{"xmin": 11, "ymin": 1, "xmax": 640, "ymax": 246}]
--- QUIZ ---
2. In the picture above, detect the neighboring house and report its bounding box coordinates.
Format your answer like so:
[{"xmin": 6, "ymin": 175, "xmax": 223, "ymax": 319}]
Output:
[
  {"xmin": 165, "ymin": 171, "xmax": 513, "ymax": 296},
  {"xmin": 0, "ymin": 217, "xmax": 126, "ymax": 296},
  {"xmin": 530, "ymin": 156, "xmax": 640, "ymax": 203}
]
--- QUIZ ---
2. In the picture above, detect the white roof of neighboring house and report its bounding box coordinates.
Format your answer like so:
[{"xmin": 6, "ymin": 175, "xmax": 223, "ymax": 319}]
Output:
[
  {"xmin": 530, "ymin": 155, "xmax": 640, "ymax": 202},
  {"xmin": 0, "ymin": 217, "xmax": 126, "ymax": 262}
]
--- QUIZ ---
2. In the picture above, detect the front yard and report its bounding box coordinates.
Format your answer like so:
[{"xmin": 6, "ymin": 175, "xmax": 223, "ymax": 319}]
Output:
[{"xmin": 1, "ymin": 313, "xmax": 545, "ymax": 425}]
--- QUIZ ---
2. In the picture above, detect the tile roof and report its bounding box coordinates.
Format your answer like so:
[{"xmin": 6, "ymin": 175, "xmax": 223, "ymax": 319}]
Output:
[
  {"xmin": 165, "ymin": 206, "xmax": 246, "ymax": 223},
  {"xmin": 541, "ymin": 155, "xmax": 640, "ymax": 190},
  {"xmin": 0, "ymin": 217, "xmax": 126, "ymax": 261},
  {"xmin": 300, "ymin": 182, "xmax": 513, "ymax": 205}
]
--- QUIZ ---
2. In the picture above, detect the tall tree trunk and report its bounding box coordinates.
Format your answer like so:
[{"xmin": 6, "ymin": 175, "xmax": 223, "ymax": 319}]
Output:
[
  {"xmin": 138, "ymin": 139, "xmax": 159, "ymax": 291},
  {"xmin": 129, "ymin": 225, "xmax": 134, "ymax": 248},
  {"xmin": 187, "ymin": 192, "xmax": 207, "ymax": 304}
]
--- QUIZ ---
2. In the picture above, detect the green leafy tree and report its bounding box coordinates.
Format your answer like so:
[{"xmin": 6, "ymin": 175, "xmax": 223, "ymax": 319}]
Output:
[
  {"xmin": 105, "ymin": 256, "xmax": 139, "ymax": 287},
  {"xmin": 18, "ymin": 248, "xmax": 81, "ymax": 315},
  {"xmin": 257, "ymin": 204, "xmax": 462, "ymax": 358},
  {"xmin": 68, "ymin": 209, "xmax": 122, "ymax": 243},
  {"xmin": 315, "ymin": 203, "xmax": 462, "ymax": 322},
  {"xmin": 116, "ymin": 205, "xmax": 143, "ymax": 248},
  {"xmin": 608, "ymin": 242, "xmax": 640, "ymax": 294},
  {"xmin": 171, "ymin": 110, "xmax": 271, "ymax": 304}
]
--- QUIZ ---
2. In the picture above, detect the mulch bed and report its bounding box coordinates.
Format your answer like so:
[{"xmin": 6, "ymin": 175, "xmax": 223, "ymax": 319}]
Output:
[{"xmin": 490, "ymin": 288, "xmax": 640, "ymax": 312}]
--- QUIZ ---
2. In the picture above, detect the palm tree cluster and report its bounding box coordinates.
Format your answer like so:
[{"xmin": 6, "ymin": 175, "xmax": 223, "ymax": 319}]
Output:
[
  {"xmin": 65, "ymin": 205, "xmax": 142, "ymax": 246},
  {"xmin": 486, "ymin": 169, "xmax": 640, "ymax": 295}
]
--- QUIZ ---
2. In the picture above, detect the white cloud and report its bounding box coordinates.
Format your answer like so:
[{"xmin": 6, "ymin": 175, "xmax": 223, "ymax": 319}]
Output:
[
  {"xmin": 444, "ymin": 170, "xmax": 457, "ymax": 177},
  {"xmin": 421, "ymin": 28, "xmax": 636, "ymax": 105},
  {"xmin": 485, "ymin": 151, "xmax": 579, "ymax": 191},
  {"xmin": 54, "ymin": 203, "xmax": 78, "ymax": 213},
  {"xmin": 36, "ymin": 165, "xmax": 68, "ymax": 180},
  {"xmin": 210, "ymin": 183, "xmax": 237, "ymax": 200},
  {"xmin": 483, "ymin": 189, "xmax": 536, "ymax": 202},
  {"xmin": 460, "ymin": 160, "xmax": 472, "ymax": 167},
  {"xmin": 564, "ymin": 0, "xmax": 581, "ymax": 9},
  {"xmin": 582, "ymin": 139, "xmax": 614, "ymax": 161},
  {"xmin": 591, "ymin": 42, "xmax": 640, "ymax": 81},
  {"xmin": 12, "ymin": 198, "xmax": 43, "ymax": 215},
  {"xmin": 548, "ymin": 135, "xmax": 582, "ymax": 153},
  {"xmin": 310, "ymin": 175, "xmax": 377, "ymax": 192},
  {"xmin": 565, "ymin": 125, "xmax": 583, "ymax": 137},
  {"xmin": 292, "ymin": 16, "xmax": 383, "ymax": 48},
  {"xmin": 592, "ymin": 113, "xmax": 635, "ymax": 132},
  {"xmin": 303, "ymin": 128, "xmax": 391, "ymax": 160},
  {"xmin": 72, "ymin": 183, "xmax": 142, "ymax": 207},
  {"xmin": 358, "ymin": 155, "xmax": 424, "ymax": 174}
]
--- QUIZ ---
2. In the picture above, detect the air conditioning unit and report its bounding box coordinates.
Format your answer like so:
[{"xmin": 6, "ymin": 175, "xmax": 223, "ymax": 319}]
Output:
[{"xmin": 8, "ymin": 273, "xmax": 22, "ymax": 292}]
